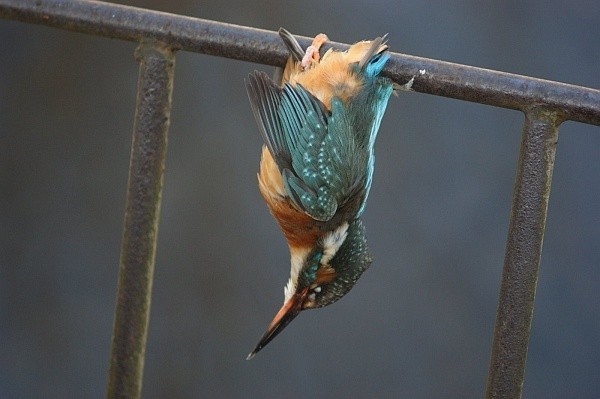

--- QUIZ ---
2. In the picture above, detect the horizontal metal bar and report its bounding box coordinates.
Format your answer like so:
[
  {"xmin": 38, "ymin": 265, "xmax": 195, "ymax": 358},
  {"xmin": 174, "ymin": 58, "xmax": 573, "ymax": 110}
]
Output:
[
  {"xmin": 106, "ymin": 41, "xmax": 175, "ymax": 399},
  {"xmin": 485, "ymin": 107, "xmax": 560, "ymax": 399},
  {"xmin": 1, "ymin": 0, "xmax": 599, "ymax": 126}
]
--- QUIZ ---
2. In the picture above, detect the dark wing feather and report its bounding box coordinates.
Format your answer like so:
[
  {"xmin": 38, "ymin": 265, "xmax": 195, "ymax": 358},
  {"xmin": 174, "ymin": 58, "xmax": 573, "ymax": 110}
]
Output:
[
  {"xmin": 246, "ymin": 71, "xmax": 356, "ymax": 221},
  {"xmin": 246, "ymin": 71, "xmax": 292, "ymax": 171}
]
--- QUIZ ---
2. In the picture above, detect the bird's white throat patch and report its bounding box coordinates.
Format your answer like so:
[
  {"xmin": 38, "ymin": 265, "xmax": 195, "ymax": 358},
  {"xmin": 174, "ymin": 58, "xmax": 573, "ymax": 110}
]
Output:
[
  {"xmin": 283, "ymin": 222, "xmax": 349, "ymax": 302},
  {"xmin": 321, "ymin": 222, "xmax": 349, "ymax": 265}
]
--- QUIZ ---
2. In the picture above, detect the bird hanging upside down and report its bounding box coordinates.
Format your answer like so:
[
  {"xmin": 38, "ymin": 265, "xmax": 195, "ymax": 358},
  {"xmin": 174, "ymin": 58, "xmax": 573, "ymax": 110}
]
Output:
[{"xmin": 246, "ymin": 28, "xmax": 394, "ymax": 359}]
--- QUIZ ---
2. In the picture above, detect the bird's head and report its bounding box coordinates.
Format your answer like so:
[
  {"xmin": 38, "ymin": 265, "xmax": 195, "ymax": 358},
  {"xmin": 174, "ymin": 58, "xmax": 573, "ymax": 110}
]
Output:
[{"xmin": 247, "ymin": 218, "xmax": 372, "ymax": 359}]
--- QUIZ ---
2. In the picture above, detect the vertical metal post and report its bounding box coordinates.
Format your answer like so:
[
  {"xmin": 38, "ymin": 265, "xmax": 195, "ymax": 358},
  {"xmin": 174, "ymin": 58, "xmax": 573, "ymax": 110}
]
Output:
[
  {"xmin": 106, "ymin": 41, "xmax": 175, "ymax": 399},
  {"xmin": 485, "ymin": 107, "xmax": 562, "ymax": 398}
]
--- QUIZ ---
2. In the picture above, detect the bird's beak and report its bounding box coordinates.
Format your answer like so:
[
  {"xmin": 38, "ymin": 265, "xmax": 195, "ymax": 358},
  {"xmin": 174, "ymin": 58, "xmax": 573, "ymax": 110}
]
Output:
[{"xmin": 246, "ymin": 287, "xmax": 309, "ymax": 360}]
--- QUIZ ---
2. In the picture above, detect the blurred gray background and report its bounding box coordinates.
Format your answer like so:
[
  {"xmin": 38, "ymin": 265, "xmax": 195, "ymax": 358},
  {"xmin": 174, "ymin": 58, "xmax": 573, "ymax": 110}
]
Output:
[{"xmin": 1, "ymin": 0, "xmax": 599, "ymax": 397}]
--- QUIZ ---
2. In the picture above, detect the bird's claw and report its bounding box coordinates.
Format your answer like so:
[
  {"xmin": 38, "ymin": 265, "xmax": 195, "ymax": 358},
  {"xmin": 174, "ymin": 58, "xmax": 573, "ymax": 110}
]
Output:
[{"xmin": 301, "ymin": 33, "xmax": 328, "ymax": 69}]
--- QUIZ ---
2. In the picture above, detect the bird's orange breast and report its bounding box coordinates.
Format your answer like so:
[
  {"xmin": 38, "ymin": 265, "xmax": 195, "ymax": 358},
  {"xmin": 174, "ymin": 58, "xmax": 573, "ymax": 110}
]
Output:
[{"xmin": 257, "ymin": 146, "xmax": 323, "ymax": 248}]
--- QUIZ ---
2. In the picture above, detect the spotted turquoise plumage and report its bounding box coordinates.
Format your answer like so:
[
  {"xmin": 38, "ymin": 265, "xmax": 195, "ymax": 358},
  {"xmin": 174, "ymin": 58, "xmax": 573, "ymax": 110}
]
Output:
[{"xmin": 246, "ymin": 51, "xmax": 393, "ymax": 223}]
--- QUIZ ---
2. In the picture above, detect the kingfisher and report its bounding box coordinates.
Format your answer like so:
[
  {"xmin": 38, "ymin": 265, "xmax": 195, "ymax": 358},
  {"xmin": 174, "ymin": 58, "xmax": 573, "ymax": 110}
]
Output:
[{"xmin": 245, "ymin": 28, "xmax": 394, "ymax": 360}]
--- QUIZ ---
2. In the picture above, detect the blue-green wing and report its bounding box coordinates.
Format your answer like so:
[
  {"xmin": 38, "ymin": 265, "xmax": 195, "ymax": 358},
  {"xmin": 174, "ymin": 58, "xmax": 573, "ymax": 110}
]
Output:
[{"xmin": 246, "ymin": 71, "xmax": 364, "ymax": 221}]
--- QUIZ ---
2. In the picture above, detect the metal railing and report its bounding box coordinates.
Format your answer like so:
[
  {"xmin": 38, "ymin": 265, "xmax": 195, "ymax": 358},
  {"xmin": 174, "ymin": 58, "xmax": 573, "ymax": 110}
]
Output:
[{"xmin": 1, "ymin": 1, "xmax": 599, "ymax": 398}]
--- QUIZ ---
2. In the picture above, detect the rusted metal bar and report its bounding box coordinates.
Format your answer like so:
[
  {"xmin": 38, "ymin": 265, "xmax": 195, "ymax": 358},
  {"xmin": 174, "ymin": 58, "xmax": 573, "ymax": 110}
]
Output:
[
  {"xmin": 485, "ymin": 107, "xmax": 562, "ymax": 399},
  {"xmin": 0, "ymin": 0, "xmax": 598, "ymax": 126},
  {"xmin": 1, "ymin": 1, "xmax": 598, "ymax": 397},
  {"xmin": 106, "ymin": 42, "xmax": 175, "ymax": 399}
]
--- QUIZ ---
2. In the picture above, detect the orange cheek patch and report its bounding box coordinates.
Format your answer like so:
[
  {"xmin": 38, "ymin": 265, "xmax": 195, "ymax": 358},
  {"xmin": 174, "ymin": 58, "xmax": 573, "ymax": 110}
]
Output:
[{"xmin": 316, "ymin": 266, "xmax": 337, "ymax": 284}]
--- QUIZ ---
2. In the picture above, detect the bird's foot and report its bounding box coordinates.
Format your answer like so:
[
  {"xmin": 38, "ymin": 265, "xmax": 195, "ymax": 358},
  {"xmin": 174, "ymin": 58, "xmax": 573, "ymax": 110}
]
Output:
[{"xmin": 301, "ymin": 33, "xmax": 328, "ymax": 69}]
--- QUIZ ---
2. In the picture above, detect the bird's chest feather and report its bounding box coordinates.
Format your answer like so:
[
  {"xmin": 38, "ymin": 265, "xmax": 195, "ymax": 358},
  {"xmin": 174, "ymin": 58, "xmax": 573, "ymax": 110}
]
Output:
[{"xmin": 258, "ymin": 146, "xmax": 327, "ymax": 247}]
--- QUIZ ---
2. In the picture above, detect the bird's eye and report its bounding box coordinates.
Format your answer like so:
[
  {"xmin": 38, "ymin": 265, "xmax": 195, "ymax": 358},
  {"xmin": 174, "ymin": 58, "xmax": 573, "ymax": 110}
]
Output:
[{"xmin": 307, "ymin": 285, "xmax": 322, "ymax": 302}]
